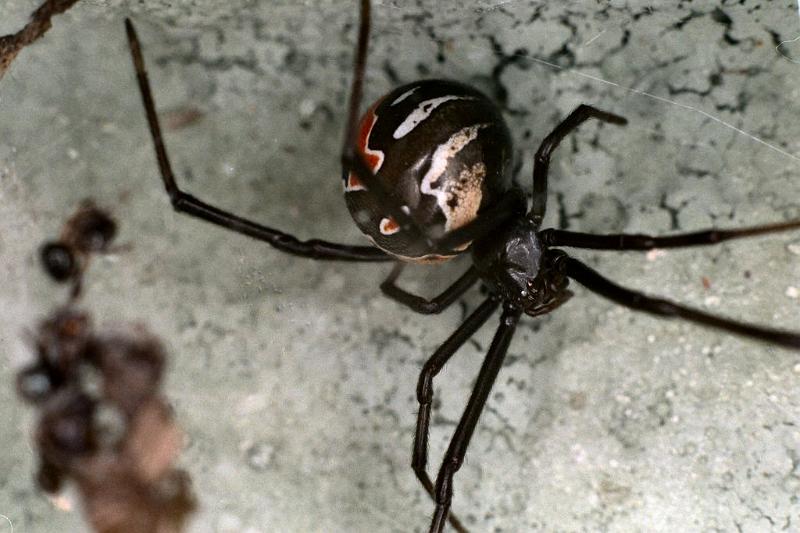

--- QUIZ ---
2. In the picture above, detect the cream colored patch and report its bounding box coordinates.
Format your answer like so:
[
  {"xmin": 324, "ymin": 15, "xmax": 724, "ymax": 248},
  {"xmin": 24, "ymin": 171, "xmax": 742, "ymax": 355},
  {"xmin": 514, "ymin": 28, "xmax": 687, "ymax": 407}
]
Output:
[
  {"xmin": 420, "ymin": 124, "xmax": 488, "ymax": 231},
  {"xmin": 446, "ymin": 162, "xmax": 486, "ymax": 229}
]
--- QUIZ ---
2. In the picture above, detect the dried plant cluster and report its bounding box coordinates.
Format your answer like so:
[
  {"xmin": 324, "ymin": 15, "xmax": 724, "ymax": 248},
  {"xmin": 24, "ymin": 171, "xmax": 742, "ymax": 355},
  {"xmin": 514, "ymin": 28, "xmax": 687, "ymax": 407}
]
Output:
[{"xmin": 16, "ymin": 201, "xmax": 196, "ymax": 533}]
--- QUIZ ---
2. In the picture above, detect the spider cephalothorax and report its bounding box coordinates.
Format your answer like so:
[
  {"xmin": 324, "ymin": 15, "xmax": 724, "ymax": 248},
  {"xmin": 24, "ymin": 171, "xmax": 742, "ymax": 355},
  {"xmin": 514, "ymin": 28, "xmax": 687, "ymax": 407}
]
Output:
[
  {"xmin": 125, "ymin": 2, "xmax": 800, "ymax": 532},
  {"xmin": 470, "ymin": 217, "xmax": 571, "ymax": 315}
]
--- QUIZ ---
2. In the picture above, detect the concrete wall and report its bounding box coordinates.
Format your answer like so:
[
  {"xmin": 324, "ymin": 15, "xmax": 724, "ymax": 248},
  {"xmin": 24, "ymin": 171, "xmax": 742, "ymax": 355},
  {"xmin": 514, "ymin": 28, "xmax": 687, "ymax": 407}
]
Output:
[{"xmin": 1, "ymin": 1, "xmax": 799, "ymax": 531}]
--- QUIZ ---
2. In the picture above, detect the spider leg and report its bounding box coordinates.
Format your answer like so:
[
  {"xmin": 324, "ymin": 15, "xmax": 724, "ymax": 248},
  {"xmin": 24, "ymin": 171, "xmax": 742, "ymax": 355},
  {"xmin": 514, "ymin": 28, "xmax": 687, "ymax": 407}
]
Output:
[
  {"xmin": 342, "ymin": 0, "xmax": 370, "ymax": 155},
  {"xmin": 541, "ymin": 219, "xmax": 800, "ymax": 250},
  {"xmin": 529, "ymin": 104, "xmax": 627, "ymax": 227},
  {"xmin": 429, "ymin": 305, "xmax": 522, "ymax": 533},
  {"xmin": 413, "ymin": 297, "xmax": 500, "ymax": 533},
  {"xmin": 125, "ymin": 19, "xmax": 389, "ymax": 262},
  {"xmin": 380, "ymin": 263, "xmax": 480, "ymax": 314},
  {"xmin": 564, "ymin": 256, "xmax": 800, "ymax": 348},
  {"xmin": 340, "ymin": 0, "xmax": 435, "ymax": 244}
]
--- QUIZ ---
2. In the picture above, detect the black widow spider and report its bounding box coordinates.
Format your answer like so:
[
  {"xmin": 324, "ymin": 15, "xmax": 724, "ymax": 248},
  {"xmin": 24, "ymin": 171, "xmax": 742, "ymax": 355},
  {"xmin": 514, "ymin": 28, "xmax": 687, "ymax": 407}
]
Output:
[{"xmin": 125, "ymin": 2, "xmax": 800, "ymax": 532}]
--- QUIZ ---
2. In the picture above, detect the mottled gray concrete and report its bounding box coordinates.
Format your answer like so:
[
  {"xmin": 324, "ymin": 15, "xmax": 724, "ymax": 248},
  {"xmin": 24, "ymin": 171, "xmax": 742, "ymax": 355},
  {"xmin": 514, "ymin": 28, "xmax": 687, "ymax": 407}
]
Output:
[{"xmin": 1, "ymin": 1, "xmax": 800, "ymax": 532}]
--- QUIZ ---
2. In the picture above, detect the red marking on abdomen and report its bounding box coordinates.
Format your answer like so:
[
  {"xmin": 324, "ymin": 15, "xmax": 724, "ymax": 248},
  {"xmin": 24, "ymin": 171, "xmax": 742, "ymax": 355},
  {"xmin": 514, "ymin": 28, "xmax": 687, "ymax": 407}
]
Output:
[
  {"xmin": 346, "ymin": 172, "xmax": 365, "ymax": 191},
  {"xmin": 379, "ymin": 216, "xmax": 400, "ymax": 235},
  {"xmin": 345, "ymin": 99, "xmax": 385, "ymax": 192}
]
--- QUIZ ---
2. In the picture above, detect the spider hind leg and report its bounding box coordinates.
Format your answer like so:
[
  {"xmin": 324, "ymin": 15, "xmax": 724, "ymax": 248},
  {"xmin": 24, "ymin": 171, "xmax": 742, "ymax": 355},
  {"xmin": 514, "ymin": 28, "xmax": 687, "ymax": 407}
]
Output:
[{"xmin": 125, "ymin": 18, "xmax": 388, "ymax": 262}]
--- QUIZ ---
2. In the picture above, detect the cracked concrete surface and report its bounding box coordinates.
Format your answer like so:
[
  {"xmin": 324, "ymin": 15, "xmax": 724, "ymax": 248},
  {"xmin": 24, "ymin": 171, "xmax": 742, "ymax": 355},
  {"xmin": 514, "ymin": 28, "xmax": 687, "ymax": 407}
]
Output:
[{"xmin": 1, "ymin": 0, "xmax": 800, "ymax": 531}]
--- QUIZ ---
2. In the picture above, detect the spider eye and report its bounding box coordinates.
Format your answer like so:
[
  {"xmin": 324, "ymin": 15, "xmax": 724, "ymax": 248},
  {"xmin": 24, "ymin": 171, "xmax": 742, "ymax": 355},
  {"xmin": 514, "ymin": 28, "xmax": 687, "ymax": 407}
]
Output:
[{"xmin": 40, "ymin": 242, "xmax": 76, "ymax": 282}]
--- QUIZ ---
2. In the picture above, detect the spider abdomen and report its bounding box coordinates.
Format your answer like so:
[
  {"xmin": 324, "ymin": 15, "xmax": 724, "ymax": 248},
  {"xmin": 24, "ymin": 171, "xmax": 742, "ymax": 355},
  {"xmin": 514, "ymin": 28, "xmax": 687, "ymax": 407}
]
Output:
[{"xmin": 343, "ymin": 79, "xmax": 513, "ymax": 262}]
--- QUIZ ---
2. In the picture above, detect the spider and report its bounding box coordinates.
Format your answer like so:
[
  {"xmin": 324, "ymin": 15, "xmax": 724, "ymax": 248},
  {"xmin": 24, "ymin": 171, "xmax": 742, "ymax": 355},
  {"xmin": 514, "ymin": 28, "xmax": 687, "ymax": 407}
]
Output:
[{"xmin": 125, "ymin": 2, "xmax": 800, "ymax": 532}]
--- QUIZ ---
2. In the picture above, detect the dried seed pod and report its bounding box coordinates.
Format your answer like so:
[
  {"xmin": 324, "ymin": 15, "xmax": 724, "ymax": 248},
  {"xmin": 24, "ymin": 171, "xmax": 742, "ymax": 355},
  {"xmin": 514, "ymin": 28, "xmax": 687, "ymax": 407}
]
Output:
[
  {"xmin": 16, "ymin": 363, "xmax": 58, "ymax": 404},
  {"xmin": 38, "ymin": 200, "xmax": 117, "ymax": 298},
  {"xmin": 34, "ymin": 308, "xmax": 92, "ymax": 379},
  {"xmin": 61, "ymin": 200, "xmax": 117, "ymax": 254},
  {"xmin": 94, "ymin": 331, "xmax": 166, "ymax": 418},
  {"xmin": 36, "ymin": 389, "xmax": 97, "ymax": 459},
  {"xmin": 40, "ymin": 242, "xmax": 77, "ymax": 281}
]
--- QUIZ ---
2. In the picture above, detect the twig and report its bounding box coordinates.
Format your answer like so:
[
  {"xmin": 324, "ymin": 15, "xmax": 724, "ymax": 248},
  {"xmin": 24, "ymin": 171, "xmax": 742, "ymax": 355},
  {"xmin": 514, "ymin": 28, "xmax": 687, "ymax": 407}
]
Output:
[{"xmin": 0, "ymin": 0, "xmax": 81, "ymax": 80}]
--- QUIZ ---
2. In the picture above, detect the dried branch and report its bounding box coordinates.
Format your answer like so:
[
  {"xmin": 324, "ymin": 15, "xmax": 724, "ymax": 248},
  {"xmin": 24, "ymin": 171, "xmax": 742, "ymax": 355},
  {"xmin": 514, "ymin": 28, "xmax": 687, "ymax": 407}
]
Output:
[{"xmin": 0, "ymin": 0, "xmax": 81, "ymax": 80}]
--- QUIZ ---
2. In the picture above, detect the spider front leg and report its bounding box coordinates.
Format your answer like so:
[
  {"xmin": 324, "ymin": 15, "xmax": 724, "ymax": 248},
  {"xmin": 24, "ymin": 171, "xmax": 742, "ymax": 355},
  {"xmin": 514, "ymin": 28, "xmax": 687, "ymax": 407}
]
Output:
[
  {"xmin": 565, "ymin": 256, "xmax": 800, "ymax": 348},
  {"xmin": 125, "ymin": 19, "xmax": 389, "ymax": 262},
  {"xmin": 529, "ymin": 104, "xmax": 628, "ymax": 226},
  {"xmin": 412, "ymin": 297, "xmax": 499, "ymax": 533},
  {"xmin": 540, "ymin": 218, "xmax": 800, "ymax": 250},
  {"xmin": 427, "ymin": 304, "xmax": 522, "ymax": 533},
  {"xmin": 380, "ymin": 263, "xmax": 480, "ymax": 314}
]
